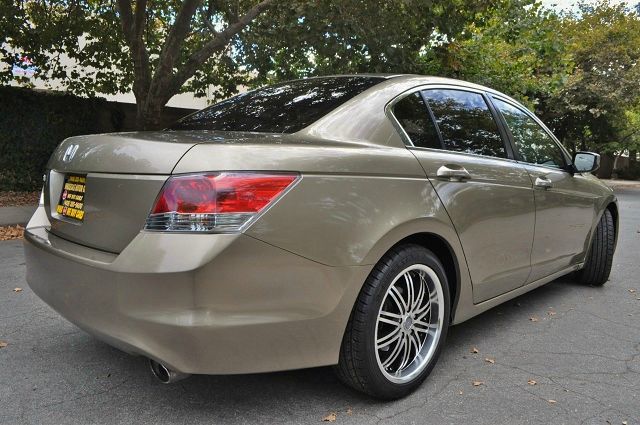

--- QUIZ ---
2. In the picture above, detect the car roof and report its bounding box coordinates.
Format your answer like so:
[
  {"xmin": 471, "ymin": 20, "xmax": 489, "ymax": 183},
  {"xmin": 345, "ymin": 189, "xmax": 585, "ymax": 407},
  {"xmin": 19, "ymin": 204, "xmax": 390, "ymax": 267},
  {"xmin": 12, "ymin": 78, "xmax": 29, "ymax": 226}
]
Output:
[{"xmin": 313, "ymin": 73, "xmax": 504, "ymax": 95}]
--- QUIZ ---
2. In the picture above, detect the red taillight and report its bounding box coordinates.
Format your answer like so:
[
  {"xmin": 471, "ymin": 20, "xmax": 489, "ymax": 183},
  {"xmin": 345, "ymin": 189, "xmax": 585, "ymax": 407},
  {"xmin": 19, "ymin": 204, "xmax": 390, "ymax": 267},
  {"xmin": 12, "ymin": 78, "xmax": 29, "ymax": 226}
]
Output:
[
  {"xmin": 146, "ymin": 173, "xmax": 298, "ymax": 232},
  {"xmin": 151, "ymin": 175, "xmax": 216, "ymax": 215}
]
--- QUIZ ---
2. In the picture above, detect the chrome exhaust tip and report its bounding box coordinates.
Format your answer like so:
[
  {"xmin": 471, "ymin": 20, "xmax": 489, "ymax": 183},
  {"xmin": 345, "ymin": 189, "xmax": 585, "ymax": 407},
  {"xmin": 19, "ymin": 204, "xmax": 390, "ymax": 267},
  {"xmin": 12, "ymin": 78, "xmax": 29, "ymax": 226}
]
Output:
[{"xmin": 148, "ymin": 359, "xmax": 191, "ymax": 384}]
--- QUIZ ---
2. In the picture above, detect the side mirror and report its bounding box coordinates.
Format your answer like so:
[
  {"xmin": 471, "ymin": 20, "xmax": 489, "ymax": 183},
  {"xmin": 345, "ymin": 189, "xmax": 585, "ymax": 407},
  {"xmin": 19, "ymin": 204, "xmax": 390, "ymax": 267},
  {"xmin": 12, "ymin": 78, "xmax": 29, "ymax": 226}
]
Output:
[{"xmin": 573, "ymin": 152, "xmax": 600, "ymax": 173}]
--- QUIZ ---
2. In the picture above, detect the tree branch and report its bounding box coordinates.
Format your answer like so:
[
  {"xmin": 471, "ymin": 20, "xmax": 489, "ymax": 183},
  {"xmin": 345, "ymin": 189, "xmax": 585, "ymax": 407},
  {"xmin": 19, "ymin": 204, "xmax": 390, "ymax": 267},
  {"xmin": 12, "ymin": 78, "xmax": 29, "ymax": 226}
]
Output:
[
  {"xmin": 133, "ymin": 0, "xmax": 147, "ymax": 38},
  {"xmin": 116, "ymin": 0, "xmax": 151, "ymax": 102},
  {"xmin": 116, "ymin": 0, "xmax": 134, "ymax": 44},
  {"xmin": 202, "ymin": 0, "xmax": 220, "ymax": 36},
  {"xmin": 165, "ymin": 0, "xmax": 273, "ymax": 100},
  {"xmin": 202, "ymin": 15, "xmax": 220, "ymax": 37},
  {"xmin": 150, "ymin": 0, "xmax": 201, "ymax": 99}
]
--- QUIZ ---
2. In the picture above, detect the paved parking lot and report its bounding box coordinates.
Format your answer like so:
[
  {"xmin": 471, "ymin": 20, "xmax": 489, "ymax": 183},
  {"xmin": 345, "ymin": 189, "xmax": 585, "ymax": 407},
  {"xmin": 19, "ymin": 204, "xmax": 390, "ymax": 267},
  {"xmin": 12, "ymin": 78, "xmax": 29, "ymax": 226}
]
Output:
[{"xmin": 1, "ymin": 188, "xmax": 639, "ymax": 425}]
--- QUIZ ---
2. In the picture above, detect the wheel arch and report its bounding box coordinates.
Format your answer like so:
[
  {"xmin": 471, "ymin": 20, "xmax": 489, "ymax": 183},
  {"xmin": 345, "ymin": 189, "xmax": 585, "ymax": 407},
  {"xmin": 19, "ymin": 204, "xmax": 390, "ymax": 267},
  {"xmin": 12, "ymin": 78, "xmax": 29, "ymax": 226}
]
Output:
[
  {"xmin": 581, "ymin": 198, "xmax": 619, "ymax": 266},
  {"xmin": 389, "ymin": 233, "xmax": 461, "ymax": 323},
  {"xmin": 362, "ymin": 220, "xmax": 466, "ymax": 324}
]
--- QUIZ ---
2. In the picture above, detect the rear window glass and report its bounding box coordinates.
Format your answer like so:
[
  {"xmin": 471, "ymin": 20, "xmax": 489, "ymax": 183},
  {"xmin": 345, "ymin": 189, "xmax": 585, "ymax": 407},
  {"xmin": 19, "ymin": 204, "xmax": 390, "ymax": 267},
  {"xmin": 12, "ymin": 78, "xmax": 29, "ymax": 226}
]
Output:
[{"xmin": 169, "ymin": 76, "xmax": 385, "ymax": 133}]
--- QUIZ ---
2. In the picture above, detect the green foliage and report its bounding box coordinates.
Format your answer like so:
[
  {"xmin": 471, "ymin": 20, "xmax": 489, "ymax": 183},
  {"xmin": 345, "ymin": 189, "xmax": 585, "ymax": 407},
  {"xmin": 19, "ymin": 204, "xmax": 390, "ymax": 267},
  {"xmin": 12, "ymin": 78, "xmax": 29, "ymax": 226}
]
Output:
[
  {"xmin": 239, "ymin": 0, "xmax": 524, "ymax": 85},
  {"xmin": 0, "ymin": 87, "xmax": 106, "ymax": 190},
  {"xmin": 2, "ymin": 0, "xmax": 640, "ymax": 178},
  {"xmin": 425, "ymin": 3, "xmax": 571, "ymax": 111},
  {"xmin": 0, "ymin": 0, "xmax": 245, "ymax": 100}
]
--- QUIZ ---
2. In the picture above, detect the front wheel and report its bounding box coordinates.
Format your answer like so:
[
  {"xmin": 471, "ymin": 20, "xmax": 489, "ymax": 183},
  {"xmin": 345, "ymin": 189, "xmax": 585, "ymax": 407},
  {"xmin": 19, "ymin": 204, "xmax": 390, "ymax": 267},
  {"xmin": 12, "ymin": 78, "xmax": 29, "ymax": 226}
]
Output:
[
  {"xmin": 335, "ymin": 245, "xmax": 450, "ymax": 399},
  {"xmin": 576, "ymin": 208, "xmax": 615, "ymax": 286}
]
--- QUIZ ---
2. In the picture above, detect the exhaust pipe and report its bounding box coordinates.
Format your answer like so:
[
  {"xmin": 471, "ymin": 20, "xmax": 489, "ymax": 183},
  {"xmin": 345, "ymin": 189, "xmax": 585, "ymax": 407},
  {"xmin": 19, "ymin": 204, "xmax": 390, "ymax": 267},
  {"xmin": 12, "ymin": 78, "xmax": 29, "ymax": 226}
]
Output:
[{"xmin": 148, "ymin": 359, "xmax": 191, "ymax": 384}]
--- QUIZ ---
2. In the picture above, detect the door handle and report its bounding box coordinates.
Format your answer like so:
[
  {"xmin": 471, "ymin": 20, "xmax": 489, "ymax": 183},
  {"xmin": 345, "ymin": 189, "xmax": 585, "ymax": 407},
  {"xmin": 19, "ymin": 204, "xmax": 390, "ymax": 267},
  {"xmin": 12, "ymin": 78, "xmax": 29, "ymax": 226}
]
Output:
[
  {"xmin": 534, "ymin": 176, "xmax": 553, "ymax": 190},
  {"xmin": 436, "ymin": 164, "xmax": 471, "ymax": 182}
]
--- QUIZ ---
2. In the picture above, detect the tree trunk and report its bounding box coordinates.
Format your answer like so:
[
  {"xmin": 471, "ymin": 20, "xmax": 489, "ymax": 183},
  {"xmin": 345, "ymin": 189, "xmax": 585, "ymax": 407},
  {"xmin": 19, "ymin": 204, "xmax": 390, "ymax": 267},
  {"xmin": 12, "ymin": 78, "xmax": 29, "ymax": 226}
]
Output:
[
  {"xmin": 597, "ymin": 153, "xmax": 615, "ymax": 179},
  {"xmin": 135, "ymin": 99, "xmax": 165, "ymax": 131}
]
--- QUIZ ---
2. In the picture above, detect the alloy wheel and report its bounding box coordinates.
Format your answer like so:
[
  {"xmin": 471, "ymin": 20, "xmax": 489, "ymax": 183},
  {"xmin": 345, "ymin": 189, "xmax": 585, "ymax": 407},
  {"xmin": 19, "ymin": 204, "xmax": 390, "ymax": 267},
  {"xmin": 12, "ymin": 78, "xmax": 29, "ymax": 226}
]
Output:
[{"xmin": 374, "ymin": 264, "xmax": 444, "ymax": 383}]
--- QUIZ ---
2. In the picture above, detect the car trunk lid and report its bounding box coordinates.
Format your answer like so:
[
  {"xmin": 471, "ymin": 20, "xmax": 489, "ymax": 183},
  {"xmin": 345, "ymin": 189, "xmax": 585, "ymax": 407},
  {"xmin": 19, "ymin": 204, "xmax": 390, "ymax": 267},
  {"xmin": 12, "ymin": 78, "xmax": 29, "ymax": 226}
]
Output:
[{"xmin": 44, "ymin": 132, "xmax": 198, "ymax": 253}]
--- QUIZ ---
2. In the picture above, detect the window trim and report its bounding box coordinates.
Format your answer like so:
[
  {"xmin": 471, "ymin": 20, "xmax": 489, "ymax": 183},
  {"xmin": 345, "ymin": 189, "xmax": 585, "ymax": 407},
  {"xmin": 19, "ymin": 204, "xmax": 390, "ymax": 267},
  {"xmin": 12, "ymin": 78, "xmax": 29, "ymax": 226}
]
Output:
[
  {"xmin": 390, "ymin": 90, "xmax": 445, "ymax": 150},
  {"xmin": 386, "ymin": 84, "xmax": 516, "ymax": 161},
  {"xmin": 489, "ymin": 95, "xmax": 574, "ymax": 172}
]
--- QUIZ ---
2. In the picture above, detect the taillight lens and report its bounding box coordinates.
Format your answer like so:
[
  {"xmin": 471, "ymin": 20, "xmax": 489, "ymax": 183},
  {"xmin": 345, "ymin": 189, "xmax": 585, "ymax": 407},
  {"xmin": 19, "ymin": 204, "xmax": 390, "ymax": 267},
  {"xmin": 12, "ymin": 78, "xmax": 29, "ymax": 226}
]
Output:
[{"xmin": 145, "ymin": 173, "xmax": 299, "ymax": 232}]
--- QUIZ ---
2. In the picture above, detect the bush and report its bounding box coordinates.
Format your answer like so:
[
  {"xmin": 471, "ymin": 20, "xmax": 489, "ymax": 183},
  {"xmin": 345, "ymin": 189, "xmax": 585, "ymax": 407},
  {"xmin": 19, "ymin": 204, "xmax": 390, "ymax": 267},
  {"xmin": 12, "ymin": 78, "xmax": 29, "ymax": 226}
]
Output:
[
  {"xmin": 0, "ymin": 87, "xmax": 107, "ymax": 191},
  {"xmin": 614, "ymin": 162, "xmax": 640, "ymax": 180}
]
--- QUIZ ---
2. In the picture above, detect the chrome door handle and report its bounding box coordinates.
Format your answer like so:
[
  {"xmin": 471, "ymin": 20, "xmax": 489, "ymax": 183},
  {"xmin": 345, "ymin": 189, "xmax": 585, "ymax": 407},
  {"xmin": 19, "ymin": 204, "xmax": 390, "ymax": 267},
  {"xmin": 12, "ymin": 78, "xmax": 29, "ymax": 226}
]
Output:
[
  {"xmin": 436, "ymin": 164, "xmax": 471, "ymax": 182},
  {"xmin": 534, "ymin": 176, "xmax": 553, "ymax": 189}
]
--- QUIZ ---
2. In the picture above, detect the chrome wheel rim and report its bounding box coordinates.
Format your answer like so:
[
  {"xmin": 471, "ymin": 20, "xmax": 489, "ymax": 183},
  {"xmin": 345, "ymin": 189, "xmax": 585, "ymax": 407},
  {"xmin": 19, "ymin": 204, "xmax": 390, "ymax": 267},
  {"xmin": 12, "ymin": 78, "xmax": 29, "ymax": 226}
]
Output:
[{"xmin": 374, "ymin": 264, "xmax": 444, "ymax": 384}]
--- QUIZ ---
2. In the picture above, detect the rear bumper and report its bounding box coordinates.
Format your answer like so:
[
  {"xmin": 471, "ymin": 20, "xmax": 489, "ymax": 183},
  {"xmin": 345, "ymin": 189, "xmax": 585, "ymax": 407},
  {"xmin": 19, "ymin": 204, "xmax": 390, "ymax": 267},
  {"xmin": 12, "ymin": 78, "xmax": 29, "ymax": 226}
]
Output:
[{"xmin": 24, "ymin": 209, "xmax": 369, "ymax": 375}]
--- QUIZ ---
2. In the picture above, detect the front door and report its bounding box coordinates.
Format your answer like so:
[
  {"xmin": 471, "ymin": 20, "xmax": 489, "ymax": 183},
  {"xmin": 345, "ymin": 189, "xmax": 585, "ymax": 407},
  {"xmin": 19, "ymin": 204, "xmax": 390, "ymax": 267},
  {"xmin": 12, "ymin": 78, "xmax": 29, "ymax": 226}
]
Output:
[
  {"xmin": 390, "ymin": 87, "xmax": 535, "ymax": 303},
  {"xmin": 490, "ymin": 97, "xmax": 598, "ymax": 282}
]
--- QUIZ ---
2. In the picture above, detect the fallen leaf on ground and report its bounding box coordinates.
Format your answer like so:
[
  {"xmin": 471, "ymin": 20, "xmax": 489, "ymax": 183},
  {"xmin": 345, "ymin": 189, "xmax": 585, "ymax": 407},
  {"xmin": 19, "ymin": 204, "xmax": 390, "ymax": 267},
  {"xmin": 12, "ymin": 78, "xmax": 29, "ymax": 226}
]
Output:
[
  {"xmin": 0, "ymin": 225, "xmax": 24, "ymax": 241},
  {"xmin": 484, "ymin": 358, "xmax": 495, "ymax": 364},
  {"xmin": 529, "ymin": 316, "xmax": 539, "ymax": 322},
  {"xmin": 322, "ymin": 412, "xmax": 337, "ymax": 422},
  {"xmin": 547, "ymin": 399, "xmax": 557, "ymax": 404},
  {"xmin": 471, "ymin": 347, "xmax": 479, "ymax": 354},
  {"xmin": 0, "ymin": 191, "xmax": 40, "ymax": 207},
  {"xmin": 13, "ymin": 288, "xmax": 22, "ymax": 293},
  {"xmin": 0, "ymin": 341, "xmax": 7, "ymax": 349},
  {"xmin": 528, "ymin": 379, "xmax": 537, "ymax": 385},
  {"xmin": 472, "ymin": 381, "xmax": 484, "ymax": 387}
]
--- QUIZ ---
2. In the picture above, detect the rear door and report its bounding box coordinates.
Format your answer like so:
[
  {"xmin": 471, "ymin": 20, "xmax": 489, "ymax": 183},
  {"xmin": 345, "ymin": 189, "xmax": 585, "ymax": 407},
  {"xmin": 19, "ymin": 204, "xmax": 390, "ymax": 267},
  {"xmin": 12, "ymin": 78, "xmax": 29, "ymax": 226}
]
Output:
[
  {"xmin": 490, "ymin": 96, "xmax": 599, "ymax": 281},
  {"xmin": 390, "ymin": 86, "xmax": 536, "ymax": 303}
]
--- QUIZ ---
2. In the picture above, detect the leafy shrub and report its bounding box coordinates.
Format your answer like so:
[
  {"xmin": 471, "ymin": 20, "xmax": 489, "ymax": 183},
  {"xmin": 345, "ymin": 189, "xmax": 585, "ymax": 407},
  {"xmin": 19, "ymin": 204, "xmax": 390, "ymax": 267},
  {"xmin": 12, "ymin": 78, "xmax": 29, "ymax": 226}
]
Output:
[
  {"xmin": 0, "ymin": 87, "xmax": 107, "ymax": 190},
  {"xmin": 614, "ymin": 162, "xmax": 640, "ymax": 180}
]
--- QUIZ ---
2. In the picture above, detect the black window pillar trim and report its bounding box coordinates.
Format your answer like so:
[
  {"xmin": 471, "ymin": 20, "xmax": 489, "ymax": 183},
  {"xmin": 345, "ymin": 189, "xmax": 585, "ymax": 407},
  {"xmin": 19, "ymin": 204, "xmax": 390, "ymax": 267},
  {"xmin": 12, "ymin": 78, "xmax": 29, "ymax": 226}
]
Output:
[
  {"xmin": 485, "ymin": 94, "xmax": 521, "ymax": 162},
  {"xmin": 418, "ymin": 90, "xmax": 446, "ymax": 150},
  {"xmin": 483, "ymin": 93, "xmax": 517, "ymax": 161}
]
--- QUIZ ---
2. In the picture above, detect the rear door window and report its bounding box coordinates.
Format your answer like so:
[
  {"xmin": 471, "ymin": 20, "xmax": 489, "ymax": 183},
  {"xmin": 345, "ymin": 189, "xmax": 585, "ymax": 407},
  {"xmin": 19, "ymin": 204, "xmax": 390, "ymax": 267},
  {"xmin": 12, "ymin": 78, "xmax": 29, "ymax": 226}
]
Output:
[
  {"xmin": 392, "ymin": 92, "xmax": 442, "ymax": 149},
  {"xmin": 422, "ymin": 89, "xmax": 507, "ymax": 158}
]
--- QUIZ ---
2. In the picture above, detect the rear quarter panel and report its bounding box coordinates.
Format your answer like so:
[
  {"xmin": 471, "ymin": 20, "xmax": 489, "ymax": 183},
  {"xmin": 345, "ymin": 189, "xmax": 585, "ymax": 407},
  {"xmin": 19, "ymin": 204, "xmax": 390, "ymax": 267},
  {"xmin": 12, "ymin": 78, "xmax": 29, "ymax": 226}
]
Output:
[{"xmin": 174, "ymin": 141, "xmax": 476, "ymax": 325}]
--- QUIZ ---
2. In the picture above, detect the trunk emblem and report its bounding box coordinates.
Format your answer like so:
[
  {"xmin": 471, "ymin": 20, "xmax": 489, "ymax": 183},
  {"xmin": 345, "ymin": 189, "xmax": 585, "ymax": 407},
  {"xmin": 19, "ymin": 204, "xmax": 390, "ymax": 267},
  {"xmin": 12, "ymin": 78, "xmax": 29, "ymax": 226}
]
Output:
[{"xmin": 62, "ymin": 144, "xmax": 79, "ymax": 162}]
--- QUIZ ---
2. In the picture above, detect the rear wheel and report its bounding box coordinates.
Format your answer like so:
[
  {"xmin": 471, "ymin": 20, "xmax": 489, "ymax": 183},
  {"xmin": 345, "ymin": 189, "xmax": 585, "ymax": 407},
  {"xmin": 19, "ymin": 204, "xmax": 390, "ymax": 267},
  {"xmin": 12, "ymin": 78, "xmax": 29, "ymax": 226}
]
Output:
[
  {"xmin": 576, "ymin": 208, "xmax": 615, "ymax": 286},
  {"xmin": 335, "ymin": 245, "xmax": 450, "ymax": 399}
]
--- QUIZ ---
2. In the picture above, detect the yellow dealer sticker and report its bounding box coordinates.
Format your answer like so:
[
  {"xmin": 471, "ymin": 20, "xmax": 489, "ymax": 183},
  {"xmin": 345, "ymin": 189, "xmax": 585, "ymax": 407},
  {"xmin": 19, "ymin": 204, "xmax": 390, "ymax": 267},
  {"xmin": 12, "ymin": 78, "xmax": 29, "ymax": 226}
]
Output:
[{"xmin": 57, "ymin": 174, "xmax": 86, "ymax": 222}]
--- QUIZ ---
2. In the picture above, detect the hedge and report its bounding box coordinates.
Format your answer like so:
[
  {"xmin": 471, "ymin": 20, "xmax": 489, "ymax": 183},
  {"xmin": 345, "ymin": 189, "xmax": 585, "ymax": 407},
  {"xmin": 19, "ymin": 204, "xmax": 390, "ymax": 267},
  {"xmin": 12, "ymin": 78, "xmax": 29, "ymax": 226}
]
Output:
[{"xmin": 0, "ymin": 87, "xmax": 110, "ymax": 191}]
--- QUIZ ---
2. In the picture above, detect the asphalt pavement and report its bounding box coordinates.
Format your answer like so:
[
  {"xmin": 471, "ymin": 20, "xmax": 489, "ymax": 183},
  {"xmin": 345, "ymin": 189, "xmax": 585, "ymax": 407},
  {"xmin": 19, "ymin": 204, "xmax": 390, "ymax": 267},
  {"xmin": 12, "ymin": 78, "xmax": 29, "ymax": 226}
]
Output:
[{"xmin": 1, "ymin": 189, "xmax": 639, "ymax": 425}]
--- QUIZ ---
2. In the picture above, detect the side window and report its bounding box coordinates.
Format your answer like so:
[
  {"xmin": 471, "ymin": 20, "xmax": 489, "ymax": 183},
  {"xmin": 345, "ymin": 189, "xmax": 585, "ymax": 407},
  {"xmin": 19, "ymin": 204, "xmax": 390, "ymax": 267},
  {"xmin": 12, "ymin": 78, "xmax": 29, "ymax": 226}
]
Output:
[
  {"xmin": 493, "ymin": 98, "xmax": 566, "ymax": 169},
  {"xmin": 422, "ymin": 89, "xmax": 506, "ymax": 158},
  {"xmin": 392, "ymin": 92, "xmax": 442, "ymax": 149}
]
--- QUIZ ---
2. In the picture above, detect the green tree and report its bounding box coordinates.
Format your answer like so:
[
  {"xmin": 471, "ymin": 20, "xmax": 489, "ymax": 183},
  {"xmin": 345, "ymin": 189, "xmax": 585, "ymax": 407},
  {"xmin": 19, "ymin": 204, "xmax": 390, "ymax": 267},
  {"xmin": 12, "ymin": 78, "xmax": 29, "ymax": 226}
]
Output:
[
  {"xmin": 240, "ymin": 0, "xmax": 524, "ymax": 85},
  {"xmin": 2, "ymin": 0, "xmax": 515, "ymax": 130},
  {"xmin": 549, "ymin": 1, "xmax": 640, "ymax": 156},
  {"xmin": 1, "ymin": 0, "xmax": 274, "ymax": 129},
  {"xmin": 425, "ymin": 3, "xmax": 571, "ymax": 112}
]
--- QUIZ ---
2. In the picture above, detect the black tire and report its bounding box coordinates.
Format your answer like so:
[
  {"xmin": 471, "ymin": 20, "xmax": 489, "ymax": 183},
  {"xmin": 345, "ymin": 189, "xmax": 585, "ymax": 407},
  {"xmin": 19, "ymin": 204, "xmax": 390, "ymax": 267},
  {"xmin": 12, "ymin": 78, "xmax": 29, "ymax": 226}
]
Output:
[
  {"xmin": 334, "ymin": 244, "xmax": 450, "ymax": 399},
  {"xmin": 576, "ymin": 208, "xmax": 615, "ymax": 286}
]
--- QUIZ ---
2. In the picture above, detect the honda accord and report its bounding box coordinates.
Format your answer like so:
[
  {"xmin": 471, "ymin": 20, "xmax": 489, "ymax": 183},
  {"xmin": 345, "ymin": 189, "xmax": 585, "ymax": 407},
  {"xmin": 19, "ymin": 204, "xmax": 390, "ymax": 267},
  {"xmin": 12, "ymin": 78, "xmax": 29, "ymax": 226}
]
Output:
[{"xmin": 24, "ymin": 74, "xmax": 617, "ymax": 399}]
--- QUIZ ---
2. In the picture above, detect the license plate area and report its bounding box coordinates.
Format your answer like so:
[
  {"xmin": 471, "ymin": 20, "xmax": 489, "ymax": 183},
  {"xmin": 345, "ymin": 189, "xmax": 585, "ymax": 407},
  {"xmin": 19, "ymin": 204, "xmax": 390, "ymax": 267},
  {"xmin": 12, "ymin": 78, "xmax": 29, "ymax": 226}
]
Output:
[{"xmin": 56, "ymin": 174, "xmax": 86, "ymax": 222}]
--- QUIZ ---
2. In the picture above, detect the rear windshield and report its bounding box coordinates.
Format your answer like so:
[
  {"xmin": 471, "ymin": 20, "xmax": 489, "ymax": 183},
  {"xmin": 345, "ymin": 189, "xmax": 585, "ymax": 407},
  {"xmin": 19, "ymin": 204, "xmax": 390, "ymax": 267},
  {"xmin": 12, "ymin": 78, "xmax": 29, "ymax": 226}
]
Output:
[{"xmin": 169, "ymin": 76, "xmax": 385, "ymax": 133}]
